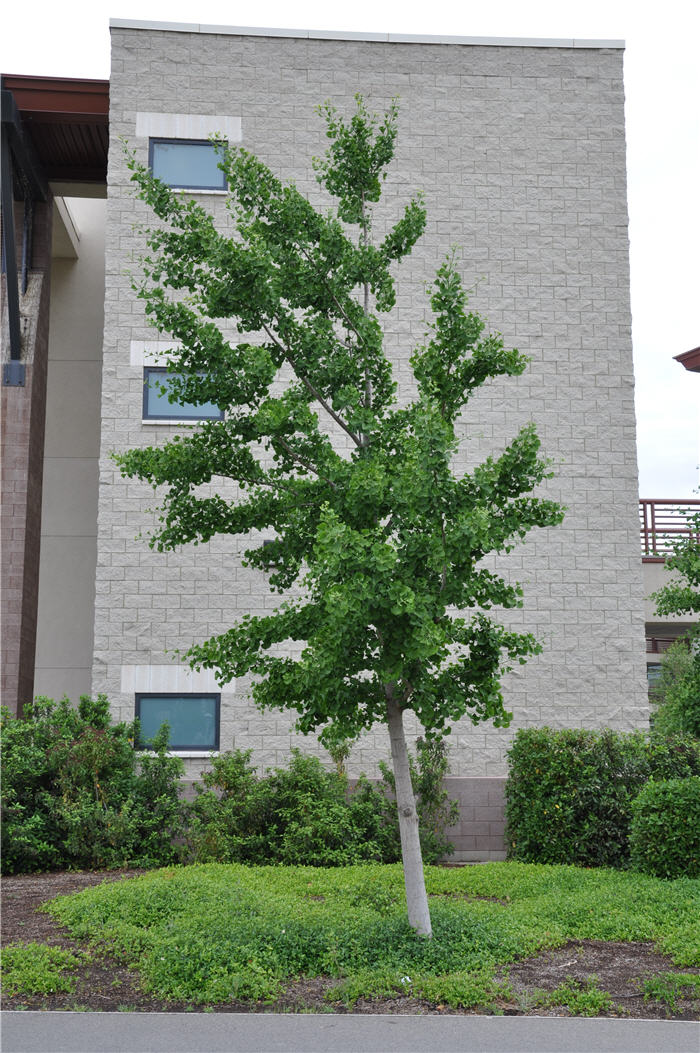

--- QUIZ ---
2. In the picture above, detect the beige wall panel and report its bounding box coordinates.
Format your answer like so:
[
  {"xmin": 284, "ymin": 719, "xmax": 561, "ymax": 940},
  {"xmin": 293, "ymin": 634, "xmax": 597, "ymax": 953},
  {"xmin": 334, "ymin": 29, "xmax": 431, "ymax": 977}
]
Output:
[
  {"xmin": 35, "ymin": 537, "xmax": 97, "ymax": 668},
  {"xmin": 40, "ymin": 458, "xmax": 98, "ymax": 537},
  {"xmin": 43, "ymin": 360, "xmax": 102, "ymax": 458},
  {"xmin": 49, "ymin": 199, "xmax": 106, "ymax": 361},
  {"xmin": 33, "ymin": 667, "xmax": 93, "ymax": 702},
  {"xmin": 35, "ymin": 197, "xmax": 106, "ymax": 705}
]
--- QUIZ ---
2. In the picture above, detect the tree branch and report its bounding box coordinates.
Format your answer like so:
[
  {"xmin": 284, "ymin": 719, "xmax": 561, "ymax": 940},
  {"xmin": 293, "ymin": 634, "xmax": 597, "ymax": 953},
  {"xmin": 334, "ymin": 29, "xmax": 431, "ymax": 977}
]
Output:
[
  {"xmin": 439, "ymin": 516, "xmax": 448, "ymax": 593},
  {"xmin": 262, "ymin": 324, "xmax": 362, "ymax": 448},
  {"xmin": 273, "ymin": 436, "xmax": 338, "ymax": 490},
  {"xmin": 361, "ymin": 189, "xmax": 372, "ymax": 444}
]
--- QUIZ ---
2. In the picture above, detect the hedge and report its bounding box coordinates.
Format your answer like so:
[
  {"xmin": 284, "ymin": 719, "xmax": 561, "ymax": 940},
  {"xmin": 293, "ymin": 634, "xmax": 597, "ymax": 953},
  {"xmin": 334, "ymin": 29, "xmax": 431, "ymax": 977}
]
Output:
[
  {"xmin": 630, "ymin": 777, "xmax": 700, "ymax": 879},
  {"xmin": 505, "ymin": 728, "xmax": 700, "ymax": 869}
]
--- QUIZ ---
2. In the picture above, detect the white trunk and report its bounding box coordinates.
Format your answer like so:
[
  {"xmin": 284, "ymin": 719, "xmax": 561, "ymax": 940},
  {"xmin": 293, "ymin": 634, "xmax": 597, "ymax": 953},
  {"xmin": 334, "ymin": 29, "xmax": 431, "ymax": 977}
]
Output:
[{"xmin": 386, "ymin": 693, "xmax": 432, "ymax": 937}]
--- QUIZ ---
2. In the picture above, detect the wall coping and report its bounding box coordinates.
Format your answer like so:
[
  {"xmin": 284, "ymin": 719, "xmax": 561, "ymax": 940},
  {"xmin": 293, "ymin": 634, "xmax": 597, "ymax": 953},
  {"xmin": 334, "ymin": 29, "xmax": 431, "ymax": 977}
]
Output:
[{"xmin": 109, "ymin": 19, "xmax": 624, "ymax": 50}]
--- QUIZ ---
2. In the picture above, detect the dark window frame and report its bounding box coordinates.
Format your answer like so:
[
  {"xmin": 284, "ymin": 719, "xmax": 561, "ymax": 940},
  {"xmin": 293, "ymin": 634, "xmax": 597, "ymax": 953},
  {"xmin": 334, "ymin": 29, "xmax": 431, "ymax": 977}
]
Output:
[
  {"xmin": 142, "ymin": 366, "xmax": 224, "ymax": 421},
  {"xmin": 135, "ymin": 692, "xmax": 221, "ymax": 751},
  {"xmin": 148, "ymin": 137, "xmax": 227, "ymax": 191}
]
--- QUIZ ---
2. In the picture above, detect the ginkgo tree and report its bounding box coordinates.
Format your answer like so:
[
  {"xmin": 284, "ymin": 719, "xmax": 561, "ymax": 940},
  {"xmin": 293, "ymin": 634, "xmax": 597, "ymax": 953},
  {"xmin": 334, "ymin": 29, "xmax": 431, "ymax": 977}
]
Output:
[{"xmin": 118, "ymin": 97, "xmax": 564, "ymax": 937}]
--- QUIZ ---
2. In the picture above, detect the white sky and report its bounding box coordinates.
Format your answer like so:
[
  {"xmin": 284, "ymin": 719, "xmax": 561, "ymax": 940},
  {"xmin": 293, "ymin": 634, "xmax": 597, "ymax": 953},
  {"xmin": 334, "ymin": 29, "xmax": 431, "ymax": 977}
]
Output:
[{"xmin": 3, "ymin": 0, "xmax": 698, "ymax": 497}]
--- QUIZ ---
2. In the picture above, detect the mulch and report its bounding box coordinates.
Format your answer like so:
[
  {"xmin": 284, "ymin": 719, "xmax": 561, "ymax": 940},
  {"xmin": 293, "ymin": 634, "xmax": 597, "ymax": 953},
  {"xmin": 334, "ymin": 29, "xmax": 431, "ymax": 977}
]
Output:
[{"xmin": 1, "ymin": 869, "xmax": 698, "ymax": 1018}]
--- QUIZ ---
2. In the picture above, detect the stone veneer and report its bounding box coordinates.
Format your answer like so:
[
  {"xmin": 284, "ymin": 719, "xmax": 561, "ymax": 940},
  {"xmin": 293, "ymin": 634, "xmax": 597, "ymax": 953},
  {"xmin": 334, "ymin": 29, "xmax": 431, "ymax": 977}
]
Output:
[{"xmin": 96, "ymin": 24, "xmax": 648, "ymax": 855}]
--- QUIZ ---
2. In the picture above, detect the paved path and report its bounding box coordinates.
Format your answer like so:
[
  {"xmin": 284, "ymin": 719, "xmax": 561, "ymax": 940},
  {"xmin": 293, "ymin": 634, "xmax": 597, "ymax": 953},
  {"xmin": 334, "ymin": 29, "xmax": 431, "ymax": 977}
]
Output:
[{"xmin": 2, "ymin": 1012, "xmax": 699, "ymax": 1053}]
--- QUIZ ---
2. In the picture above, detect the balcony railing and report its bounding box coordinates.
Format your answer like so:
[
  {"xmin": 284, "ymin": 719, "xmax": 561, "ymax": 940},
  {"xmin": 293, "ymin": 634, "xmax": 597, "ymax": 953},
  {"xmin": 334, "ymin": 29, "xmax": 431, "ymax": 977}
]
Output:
[{"xmin": 640, "ymin": 499, "xmax": 700, "ymax": 558}]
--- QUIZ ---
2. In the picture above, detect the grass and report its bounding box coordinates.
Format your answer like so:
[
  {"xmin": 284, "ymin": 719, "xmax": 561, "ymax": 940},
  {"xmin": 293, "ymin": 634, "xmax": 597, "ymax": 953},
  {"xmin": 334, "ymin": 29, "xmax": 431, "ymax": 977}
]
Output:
[{"xmin": 42, "ymin": 862, "xmax": 700, "ymax": 1010}]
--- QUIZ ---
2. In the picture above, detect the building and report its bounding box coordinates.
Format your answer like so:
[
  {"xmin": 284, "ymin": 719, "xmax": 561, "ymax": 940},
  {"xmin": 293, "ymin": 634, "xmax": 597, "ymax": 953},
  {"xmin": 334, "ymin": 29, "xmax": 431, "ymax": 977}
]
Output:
[
  {"xmin": 1, "ymin": 74, "xmax": 108, "ymax": 711},
  {"xmin": 641, "ymin": 353, "xmax": 700, "ymax": 689},
  {"xmin": 3, "ymin": 22, "xmax": 652, "ymax": 859}
]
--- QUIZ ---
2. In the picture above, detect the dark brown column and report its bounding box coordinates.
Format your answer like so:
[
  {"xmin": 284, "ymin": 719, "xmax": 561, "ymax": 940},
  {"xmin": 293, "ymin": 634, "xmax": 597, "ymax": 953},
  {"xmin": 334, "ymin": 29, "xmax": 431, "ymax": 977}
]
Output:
[{"xmin": 1, "ymin": 198, "xmax": 53, "ymax": 714}]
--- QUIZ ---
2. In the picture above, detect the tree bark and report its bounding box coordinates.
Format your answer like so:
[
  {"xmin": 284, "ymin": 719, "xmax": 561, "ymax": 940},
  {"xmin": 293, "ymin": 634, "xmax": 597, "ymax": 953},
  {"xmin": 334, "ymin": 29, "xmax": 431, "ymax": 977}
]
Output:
[{"xmin": 385, "ymin": 691, "xmax": 432, "ymax": 937}]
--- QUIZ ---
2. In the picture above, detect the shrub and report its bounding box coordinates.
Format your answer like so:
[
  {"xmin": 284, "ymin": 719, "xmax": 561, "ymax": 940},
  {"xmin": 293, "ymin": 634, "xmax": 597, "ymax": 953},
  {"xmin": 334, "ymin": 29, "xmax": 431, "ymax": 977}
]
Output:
[
  {"xmin": 188, "ymin": 749, "xmax": 387, "ymax": 866},
  {"xmin": 629, "ymin": 777, "xmax": 700, "ymax": 879},
  {"xmin": 1, "ymin": 696, "xmax": 185, "ymax": 874},
  {"xmin": 505, "ymin": 728, "xmax": 700, "ymax": 868},
  {"xmin": 652, "ymin": 636, "xmax": 700, "ymax": 739},
  {"xmin": 187, "ymin": 739, "xmax": 458, "ymax": 867}
]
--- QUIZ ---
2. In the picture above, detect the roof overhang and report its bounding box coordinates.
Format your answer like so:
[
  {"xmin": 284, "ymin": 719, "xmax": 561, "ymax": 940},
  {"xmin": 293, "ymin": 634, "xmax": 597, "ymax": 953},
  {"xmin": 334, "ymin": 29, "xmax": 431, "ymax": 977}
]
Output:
[
  {"xmin": 674, "ymin": 347, "xmax": 700, "ymax": 373},
  {"xmin": 1, "ymin": 74, "xmax": 109, "ymax": 189}
]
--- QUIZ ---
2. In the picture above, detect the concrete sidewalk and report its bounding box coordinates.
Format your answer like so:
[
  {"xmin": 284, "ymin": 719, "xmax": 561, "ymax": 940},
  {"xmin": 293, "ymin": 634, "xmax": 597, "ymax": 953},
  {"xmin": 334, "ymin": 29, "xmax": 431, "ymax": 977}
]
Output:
[{"xmin": 2, "ymin": 1012, "xmax": 699, "ymax": 1053}]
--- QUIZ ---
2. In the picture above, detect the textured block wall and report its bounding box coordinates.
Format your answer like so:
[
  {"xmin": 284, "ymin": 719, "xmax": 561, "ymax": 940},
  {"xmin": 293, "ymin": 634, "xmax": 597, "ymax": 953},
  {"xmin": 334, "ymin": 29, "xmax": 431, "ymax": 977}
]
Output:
[{"xmin": 96, "ymin": 26, "xmax": 647, "ymax": 782}]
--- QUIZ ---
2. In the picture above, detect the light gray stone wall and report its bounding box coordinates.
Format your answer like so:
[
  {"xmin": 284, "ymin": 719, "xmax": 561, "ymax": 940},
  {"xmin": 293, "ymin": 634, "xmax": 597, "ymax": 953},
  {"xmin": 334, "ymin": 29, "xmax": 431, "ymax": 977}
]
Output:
[{"xmin": 96, "ymin": 25, "xmax": 647, "ymax": 784}]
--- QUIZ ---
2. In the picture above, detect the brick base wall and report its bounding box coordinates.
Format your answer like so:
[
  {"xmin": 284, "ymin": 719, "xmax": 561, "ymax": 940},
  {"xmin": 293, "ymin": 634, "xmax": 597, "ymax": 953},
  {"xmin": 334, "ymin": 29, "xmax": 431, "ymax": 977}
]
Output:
[
  {"xmin": 1, "ymin": 201, "xmax": 53, "ymax": 714},
  {"xmin": 442, "ymin": 777, "xmax": 507, "ymax": 861}
]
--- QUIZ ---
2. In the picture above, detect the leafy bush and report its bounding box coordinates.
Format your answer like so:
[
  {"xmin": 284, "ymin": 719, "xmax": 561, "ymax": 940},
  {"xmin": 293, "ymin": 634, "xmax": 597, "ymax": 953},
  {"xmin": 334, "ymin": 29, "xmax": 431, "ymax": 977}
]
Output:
[
  {"xmin": 629, "ymin": 777, "xmax": 700, "ymax": 879},
  {"xmin": 2, "ymin": 693, "xmax": 458, "ymax": 872},
  {"xmin": 1, "ymin": 696, "xmax": 185, "ymax": 874},
  {"xmin": 652, "ymin": 636, "xmax": 700, "ymax": 739},
  {"xmin": 505, "ymin": 728, "xmax": 700, "ymax": 868},
  {"xmin": 187, "ymin": 738, "xmax": 458, "ymax": 867},
  {"xmin": 188, "ymin": 749, "xmax": 388, "ymax": 866},
  {"xmin": 642, "ymin": 972, "xmax": 700, "ymax": 1015},
  {"xmin": 534, "ymin": 977, "xmax": 616, "ymax": 1017}
]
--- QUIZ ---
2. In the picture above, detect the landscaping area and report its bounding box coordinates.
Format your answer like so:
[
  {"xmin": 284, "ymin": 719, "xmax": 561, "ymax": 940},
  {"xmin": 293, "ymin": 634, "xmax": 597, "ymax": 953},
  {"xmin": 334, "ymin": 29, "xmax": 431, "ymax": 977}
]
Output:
[
  {"xmin": 3, "ymin": 695, "xmax": 700, "ymax": 1020},
  {"xmin": 2, "ymin": 862, "xmax": 699, "ymax": 1019}
]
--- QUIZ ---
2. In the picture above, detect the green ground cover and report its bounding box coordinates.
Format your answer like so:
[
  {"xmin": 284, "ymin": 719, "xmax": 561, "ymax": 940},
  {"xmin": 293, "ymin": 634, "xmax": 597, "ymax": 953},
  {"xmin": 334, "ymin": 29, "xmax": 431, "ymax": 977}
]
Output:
[
  {"xmin": 39, "ymin": 862, "xmax": 699, "ymax": 1010},
  {"xmin": 1, "ymin": 943, "xmax": 82, "ymax": 997}
]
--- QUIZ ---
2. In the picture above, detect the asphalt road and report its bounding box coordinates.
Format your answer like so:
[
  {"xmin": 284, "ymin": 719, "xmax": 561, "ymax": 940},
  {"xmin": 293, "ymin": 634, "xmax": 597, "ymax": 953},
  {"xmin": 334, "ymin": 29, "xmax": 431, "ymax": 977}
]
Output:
[{"xmin": 2, "ymin": 1012, "xmax": 699, "ymax": 1053}]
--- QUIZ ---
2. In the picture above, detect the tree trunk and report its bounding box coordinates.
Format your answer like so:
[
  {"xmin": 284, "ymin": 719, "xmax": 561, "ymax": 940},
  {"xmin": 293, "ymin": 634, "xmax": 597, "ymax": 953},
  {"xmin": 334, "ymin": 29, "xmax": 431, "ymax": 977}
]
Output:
[{"xmin": 385, "ymin": 692, "xmax": 432, "ymax": 937}]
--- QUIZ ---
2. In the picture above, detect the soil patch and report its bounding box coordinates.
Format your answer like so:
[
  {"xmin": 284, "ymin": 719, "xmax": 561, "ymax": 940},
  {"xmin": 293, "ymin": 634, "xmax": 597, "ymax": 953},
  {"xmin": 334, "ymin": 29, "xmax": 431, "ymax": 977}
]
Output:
[{"xmin": 2, "ymin": 870, "xmax": 698, "ymax": 1018}]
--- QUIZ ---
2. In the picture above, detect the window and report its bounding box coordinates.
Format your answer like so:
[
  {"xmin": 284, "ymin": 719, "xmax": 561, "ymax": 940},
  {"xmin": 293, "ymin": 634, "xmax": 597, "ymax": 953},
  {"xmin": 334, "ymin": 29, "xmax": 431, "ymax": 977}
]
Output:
[
  {"xmin": 143, "ymin": 366, "xmax": 224, "ymax": 421},
  {"xmin": 135, "ymin": 693, "xmax": 220, "ymax": 751},
  {"xmin": 647, "ymin": 663, "xmax": 662, "ymax": 696},
  {"xmin": 149, "ymin": 138, "xmax": 226, "ymax": 191}
]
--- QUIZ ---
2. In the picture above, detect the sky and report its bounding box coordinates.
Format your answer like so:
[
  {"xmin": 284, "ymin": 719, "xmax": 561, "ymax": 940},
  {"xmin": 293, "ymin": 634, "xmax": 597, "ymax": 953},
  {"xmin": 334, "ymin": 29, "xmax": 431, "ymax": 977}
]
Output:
[{"xmin": 3, "ymin": 0, "xmax": 698, "ymax": 497}]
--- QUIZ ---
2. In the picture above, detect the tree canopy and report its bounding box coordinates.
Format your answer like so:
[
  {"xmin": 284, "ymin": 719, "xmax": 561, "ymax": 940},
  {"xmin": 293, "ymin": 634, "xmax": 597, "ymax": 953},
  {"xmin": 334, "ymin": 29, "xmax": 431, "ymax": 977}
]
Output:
[{"xmin": 118, "ymin": 97, "xmax": 565, "ymax": 934}]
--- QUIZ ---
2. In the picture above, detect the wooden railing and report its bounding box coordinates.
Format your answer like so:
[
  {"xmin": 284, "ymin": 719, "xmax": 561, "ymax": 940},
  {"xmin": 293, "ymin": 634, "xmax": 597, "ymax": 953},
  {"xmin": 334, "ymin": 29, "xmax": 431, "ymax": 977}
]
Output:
[{"xmin": 640, "ymin": 499, "xmax": 700, "ymax": 558}]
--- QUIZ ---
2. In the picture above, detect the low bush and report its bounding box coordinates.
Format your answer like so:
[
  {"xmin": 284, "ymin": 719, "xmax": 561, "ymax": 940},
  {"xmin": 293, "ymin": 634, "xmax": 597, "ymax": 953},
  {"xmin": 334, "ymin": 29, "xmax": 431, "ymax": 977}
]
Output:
[
  {"xmin": 187, "ymin": 737, "xmax": 458, "ymax": 867},
  {"xmin": 629, "ymin": 777, "xmax": 700, "ymax": 879},
  {"xmin": 505, "ymin": 728, "xmax": 700, "ymax": 868},
  {"xmin": 2, "ymin": 694, "xmax": 458, "ymax": 873},
  {"xmin": 1, "ymin": 696, "xmax": 185, "ymax": 874},
  {"xmin": 187, "ymin": 749, "xmax": 388, "ymax": 866}
]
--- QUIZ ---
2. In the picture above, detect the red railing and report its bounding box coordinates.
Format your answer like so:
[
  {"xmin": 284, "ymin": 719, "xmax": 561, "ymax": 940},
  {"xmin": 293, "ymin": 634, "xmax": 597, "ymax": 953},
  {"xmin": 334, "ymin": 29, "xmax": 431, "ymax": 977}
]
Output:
[{"xmin": 640, "ymin": 499, "xmax": 700, "ymax": 558}]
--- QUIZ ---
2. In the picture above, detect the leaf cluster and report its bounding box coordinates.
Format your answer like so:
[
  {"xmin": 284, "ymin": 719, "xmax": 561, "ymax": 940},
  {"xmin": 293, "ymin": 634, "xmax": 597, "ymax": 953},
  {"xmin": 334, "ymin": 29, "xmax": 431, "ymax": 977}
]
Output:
[{"xmin": 651, "ymin": 635, "xmax": 700, "ymax": 739}]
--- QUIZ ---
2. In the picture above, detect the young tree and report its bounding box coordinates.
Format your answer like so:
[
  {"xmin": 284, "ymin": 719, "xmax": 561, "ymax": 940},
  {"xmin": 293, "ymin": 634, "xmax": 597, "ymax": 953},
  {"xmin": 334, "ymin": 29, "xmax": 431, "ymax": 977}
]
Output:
[{"xmin": 118, "ymin": 98, "xmax": 564, "ymax": 936}]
